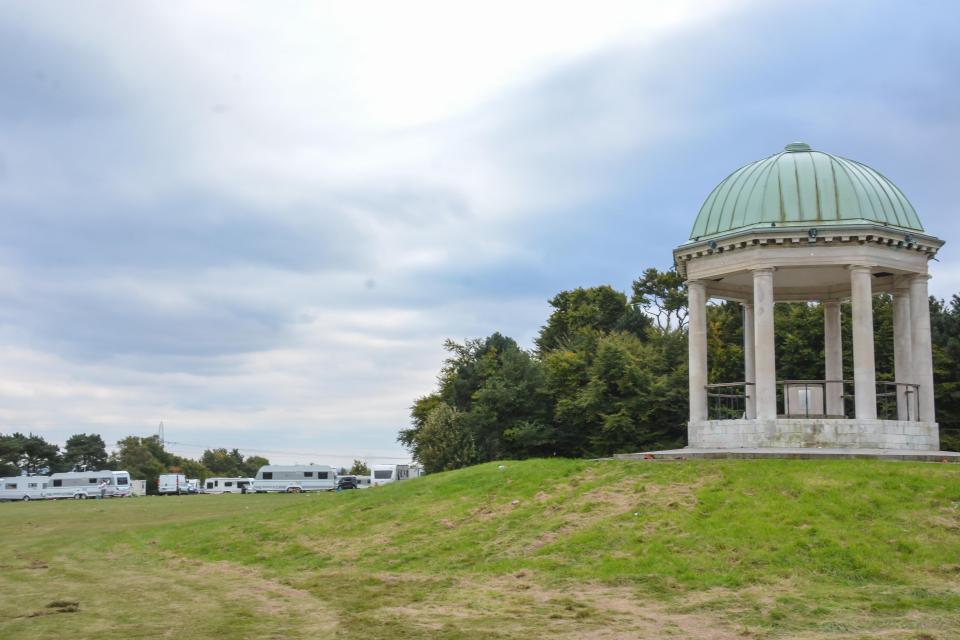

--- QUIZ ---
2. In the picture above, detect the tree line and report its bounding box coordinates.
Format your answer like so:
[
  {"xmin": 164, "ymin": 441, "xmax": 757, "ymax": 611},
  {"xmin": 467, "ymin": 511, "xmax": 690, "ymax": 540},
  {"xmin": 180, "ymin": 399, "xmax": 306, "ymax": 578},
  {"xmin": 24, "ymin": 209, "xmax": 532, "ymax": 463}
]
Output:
[{"xmin": 400, "ymin": 267, "xmax": 960, "ymax": 472}]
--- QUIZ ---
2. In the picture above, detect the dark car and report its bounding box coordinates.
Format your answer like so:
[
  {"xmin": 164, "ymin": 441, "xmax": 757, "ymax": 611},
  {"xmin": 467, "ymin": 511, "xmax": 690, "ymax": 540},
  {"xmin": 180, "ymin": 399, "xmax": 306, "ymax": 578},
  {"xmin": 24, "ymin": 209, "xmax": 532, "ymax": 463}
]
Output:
[{"xmin": 336, "ymin": 476, "xmax": 358, "ymax": 490}]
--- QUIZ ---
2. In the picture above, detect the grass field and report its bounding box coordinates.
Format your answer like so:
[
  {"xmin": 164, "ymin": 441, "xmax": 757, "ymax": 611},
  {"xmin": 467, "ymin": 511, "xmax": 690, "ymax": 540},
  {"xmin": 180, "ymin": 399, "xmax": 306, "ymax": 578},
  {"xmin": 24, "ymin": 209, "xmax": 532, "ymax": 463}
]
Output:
[{"xmin": 2, "ymin": 458, "xmax": 959, "ymax": 639}]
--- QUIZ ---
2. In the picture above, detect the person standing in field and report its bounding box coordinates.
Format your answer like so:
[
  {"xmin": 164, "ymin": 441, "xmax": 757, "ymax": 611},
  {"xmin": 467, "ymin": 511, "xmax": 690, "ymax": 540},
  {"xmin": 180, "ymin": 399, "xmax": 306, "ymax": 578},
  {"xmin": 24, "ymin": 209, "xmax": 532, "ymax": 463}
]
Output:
[{"xmin": 98, "ymin": 479, "xmax": 108, "ymax": 499}]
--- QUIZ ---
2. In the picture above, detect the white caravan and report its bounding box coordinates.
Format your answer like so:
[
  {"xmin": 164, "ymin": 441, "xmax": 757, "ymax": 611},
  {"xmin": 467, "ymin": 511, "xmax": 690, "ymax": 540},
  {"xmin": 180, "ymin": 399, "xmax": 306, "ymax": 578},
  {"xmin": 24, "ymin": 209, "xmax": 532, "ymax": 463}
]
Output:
[
  {"xmin": 46, "ymin": 470, "xmax": 132, "ymax": 499},
  {"xmin": 252, "ymin": 465, "xmax": 335, "ymax": 493},
  {"xmin": 158, "ymin": 474, "xmax": 189, "ymax": 495},
  {"xmin": 371, "ymin": 464, "xmax": 396, "ymax": 486},
  {"xmin": 0, "ymin": 476, "xmax": 48, "ymax": 502},
  {"xmin": 131, "ymin": 479, "xmax": 148, "ymax": 496},
  {"xmin": 203, "ymin": 477, "xmax": 253, "ymax": 494},
  {"xmin": 371, "ymin": 464, "xmax": 422, "ymax": 486}
]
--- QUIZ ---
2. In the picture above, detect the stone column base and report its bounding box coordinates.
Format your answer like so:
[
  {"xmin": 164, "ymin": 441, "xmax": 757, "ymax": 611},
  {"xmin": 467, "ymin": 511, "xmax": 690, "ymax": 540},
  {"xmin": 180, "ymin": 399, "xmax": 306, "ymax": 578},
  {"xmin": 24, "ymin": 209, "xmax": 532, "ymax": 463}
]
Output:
[{"xmin": 688, "ymin": 418, "xmax": 939, "ymax": 450}]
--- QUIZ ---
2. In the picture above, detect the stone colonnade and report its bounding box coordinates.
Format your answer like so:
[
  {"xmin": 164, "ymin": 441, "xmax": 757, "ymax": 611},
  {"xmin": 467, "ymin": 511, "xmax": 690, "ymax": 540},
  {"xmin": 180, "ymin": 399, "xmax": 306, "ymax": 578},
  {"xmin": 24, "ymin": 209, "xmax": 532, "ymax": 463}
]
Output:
[{"xmin": 688, "ymin": 268, "xmax": 935, "ymax": 423}]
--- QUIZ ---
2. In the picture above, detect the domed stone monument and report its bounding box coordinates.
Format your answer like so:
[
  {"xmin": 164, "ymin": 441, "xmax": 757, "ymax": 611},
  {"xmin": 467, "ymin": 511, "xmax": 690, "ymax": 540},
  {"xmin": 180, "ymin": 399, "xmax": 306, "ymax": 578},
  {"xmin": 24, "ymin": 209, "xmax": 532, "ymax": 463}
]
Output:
[{"xmin": 673, "ymin": 142, "xmax": 944, "ymax": 451}]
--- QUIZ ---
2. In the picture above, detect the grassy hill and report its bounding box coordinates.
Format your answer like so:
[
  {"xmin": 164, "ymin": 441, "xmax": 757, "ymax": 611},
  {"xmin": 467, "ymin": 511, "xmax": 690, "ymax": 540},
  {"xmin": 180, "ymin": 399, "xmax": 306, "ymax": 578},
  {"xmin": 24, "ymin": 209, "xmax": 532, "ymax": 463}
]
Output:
[{"xmin": 2, "ymin": 458, "xmax": 959, "ymax": 639}]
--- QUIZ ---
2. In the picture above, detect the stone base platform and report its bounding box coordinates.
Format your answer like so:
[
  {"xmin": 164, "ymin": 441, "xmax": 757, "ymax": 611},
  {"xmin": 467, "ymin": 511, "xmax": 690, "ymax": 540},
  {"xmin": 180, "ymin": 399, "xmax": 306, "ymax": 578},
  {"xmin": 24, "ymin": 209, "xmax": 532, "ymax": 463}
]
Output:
[
  {"xmin": 690, "ymin": 418, "xmax": 939, "ymax": 450},
  {"xmin": 614, "ymin": 447, "xmax": 960, "ymax": 463}
]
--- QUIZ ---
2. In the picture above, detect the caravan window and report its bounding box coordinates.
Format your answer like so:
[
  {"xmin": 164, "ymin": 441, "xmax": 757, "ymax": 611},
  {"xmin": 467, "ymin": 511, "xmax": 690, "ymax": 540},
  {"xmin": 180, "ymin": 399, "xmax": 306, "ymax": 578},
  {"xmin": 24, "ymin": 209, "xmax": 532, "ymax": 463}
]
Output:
[
  {"xmin": 116, "ymin": 476, "xmax": 128, "ymax": 485},
  {"xmin": 53, "ymin": 479, "xmax": 62, "ymax": 487},
  {"xmin": 303, "ymin": 472, "xmax": 313, "ymax": 477},
  {"xmin": 206, "ymin": 481, "xmax": 214, "ymax": 489},
  {"xmin": 4, "ymin": 483, "xmax": 16, "ymax": 490},
  {"xmin": 318, "ymin": 472, "xmax": 328, "ymax": 479},
  {"xmin": 89, "ymin": 478, "xmax": 98, "ymax": 484},
  {"xmin": 261, "ymin": 472, "xmax": 273, "ymax": 480},
  {"xmin": 28, "ymin": 483, "xmax": 37, "ymax": 489},
  {"xmin": 225, "ymin": 482, "xmax": 233, "ymax": 487},
  {"xmin": 374, "ymin": 470, "xmax": 392, "ymax": 480}
]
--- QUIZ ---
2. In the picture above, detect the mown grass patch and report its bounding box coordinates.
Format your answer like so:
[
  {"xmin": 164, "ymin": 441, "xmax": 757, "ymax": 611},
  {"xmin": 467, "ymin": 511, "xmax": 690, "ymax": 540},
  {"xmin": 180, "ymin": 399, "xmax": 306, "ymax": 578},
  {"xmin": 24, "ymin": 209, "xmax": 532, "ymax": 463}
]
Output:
[{"xmin": 2, "ymin": 458, "xmax": 959, "ymax": 638}]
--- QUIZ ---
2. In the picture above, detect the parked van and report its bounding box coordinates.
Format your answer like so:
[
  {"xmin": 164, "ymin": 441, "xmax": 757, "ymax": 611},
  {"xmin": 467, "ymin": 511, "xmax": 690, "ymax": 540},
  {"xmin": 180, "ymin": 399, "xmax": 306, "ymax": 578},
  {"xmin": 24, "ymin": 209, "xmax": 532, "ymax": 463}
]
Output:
[
  {"xmin": 203, "ymin": 477, "xmax": 253, "ymax": 494},
  {"xmin": 46, "ymin": 470, "xmax": 132, "ymax": 499},
  {"xmin": 158, "ymin": 474, "xmax": 189, "ymax": 495},
  {"xmin": 0, "ymin": 476, "xmax": 48, "ymax": 502},
  {"xmin": 252, "ymin": 465, "xmax": 335, "ymax": 493}
]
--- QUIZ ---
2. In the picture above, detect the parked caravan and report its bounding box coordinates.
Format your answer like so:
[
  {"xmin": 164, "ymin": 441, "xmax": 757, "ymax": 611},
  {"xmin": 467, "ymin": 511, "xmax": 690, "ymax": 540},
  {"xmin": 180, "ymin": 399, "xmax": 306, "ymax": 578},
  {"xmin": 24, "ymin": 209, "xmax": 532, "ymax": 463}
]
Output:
[
  {"xmin": 371, "ymin": 464, "xmax": 423, "ymax": 487},
  {"xmin": 186, "ymin": 478, "xmax": 200, "ymax": 494},
  {"xmin": 252, "ymin": 465, "xmax": 335, "ymax": 493},
  {"xmin": 158, "ymin": 474, "xmax": 188, "ymax": 495},
  {"xmin": 46, "ymin": 470, "xmax": 132, "ymax": 499},
  {"xmin": 371, "ymin": 464, "xmax": 396, "ymax": 486},
  {"xmin": 203, "ymin": 477, "xmax": 253, "ymax": 494},
  {"xmin": 0, "ymin": 476, "xmax": 48, "ymax": 502}
]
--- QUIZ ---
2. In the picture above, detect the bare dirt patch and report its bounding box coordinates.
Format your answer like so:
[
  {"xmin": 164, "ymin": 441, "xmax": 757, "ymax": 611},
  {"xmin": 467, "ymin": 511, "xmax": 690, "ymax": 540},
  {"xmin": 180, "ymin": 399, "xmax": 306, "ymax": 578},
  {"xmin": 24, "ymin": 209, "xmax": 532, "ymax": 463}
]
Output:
[{"xmin": 377, "ymin": 574, "xmax": 744, "ymax": 639}]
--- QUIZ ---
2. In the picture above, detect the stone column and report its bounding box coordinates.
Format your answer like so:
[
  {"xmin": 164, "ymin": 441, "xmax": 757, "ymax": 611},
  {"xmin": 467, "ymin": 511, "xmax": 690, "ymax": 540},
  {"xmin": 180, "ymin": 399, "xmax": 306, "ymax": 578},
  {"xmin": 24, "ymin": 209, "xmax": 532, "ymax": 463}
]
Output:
[
  {"xmin": 849, "ymin": 265, "xmax": 877, "ymax": 420},
  {"xmin": 743, "ymin": 303, "xmax": 756, "ymax": 419},
  {"xmin": 823, "ymin": 300, "xmax": 844, "ymax": 416},
  {"xmin": 892, "ymin": 280, "xmax": 914, "ymax": 420},
  {"xmin": 687, "ymin": 280, "xmax": 708, "ymax": 424},
  {"xmin": 909, "ymin": 274, "xmax": 935, "ymax": 422},
  {"xmin": 753, "ymin": 268, "xmax": 777, "ymax": 420}
]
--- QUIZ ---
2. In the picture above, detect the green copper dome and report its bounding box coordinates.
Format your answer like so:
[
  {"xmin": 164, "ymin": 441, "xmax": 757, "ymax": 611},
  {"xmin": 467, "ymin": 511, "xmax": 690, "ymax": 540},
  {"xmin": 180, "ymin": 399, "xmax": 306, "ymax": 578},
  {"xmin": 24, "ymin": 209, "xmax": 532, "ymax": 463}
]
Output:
[{"xmin": 690, "ymin": 143, "xmax": 924, "ymax": 240}]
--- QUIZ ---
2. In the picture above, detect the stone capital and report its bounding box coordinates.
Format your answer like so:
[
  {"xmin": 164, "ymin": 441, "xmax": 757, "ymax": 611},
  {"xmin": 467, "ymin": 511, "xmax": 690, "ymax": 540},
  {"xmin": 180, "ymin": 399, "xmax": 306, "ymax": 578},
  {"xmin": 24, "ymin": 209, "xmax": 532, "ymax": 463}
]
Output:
[{"xmin": 847, "ymin": 264, "xmax": 873, "ymax": 274}]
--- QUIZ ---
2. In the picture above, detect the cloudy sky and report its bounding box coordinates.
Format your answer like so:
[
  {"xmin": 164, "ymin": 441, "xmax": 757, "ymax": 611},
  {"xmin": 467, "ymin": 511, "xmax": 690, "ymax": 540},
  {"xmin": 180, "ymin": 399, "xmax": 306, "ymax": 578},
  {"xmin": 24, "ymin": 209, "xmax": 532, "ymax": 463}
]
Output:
[{"xmin": 1, "ymin": 1, "xmax": 957, "ymax": 467}]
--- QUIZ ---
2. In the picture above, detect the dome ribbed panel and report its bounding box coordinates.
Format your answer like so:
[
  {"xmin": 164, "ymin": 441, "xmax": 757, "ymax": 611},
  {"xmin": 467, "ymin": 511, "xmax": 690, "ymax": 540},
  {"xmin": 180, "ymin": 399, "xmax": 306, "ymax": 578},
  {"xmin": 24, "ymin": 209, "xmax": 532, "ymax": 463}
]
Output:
[
  {"xmin": 812, "ymin": 153, "xmax": 838, "ymax": 221},
  {"xmin": 728, "ymin": 156, "xmax": 777, "ymax": 232},
  {"xmin": 689, "ymin": 147, "xmax": 923, "ymax": 239}
]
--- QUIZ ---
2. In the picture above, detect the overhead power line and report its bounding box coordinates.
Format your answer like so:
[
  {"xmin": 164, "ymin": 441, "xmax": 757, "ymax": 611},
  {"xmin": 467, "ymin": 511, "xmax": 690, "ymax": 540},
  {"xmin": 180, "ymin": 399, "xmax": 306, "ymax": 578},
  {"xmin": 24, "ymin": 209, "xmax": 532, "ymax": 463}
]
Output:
[{"xmin": 162, "ymin": 440, "xmax": 410, "ymax": 461}]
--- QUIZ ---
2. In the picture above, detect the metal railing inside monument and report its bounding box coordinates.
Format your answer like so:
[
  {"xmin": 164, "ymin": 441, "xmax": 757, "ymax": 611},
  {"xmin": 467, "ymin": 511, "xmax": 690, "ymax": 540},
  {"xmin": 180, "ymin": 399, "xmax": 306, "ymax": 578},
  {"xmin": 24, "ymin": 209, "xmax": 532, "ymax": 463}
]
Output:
[
  {"xmin": 774, "ymin": 379, "xmax": 920, "ymax": 421},
  {"xmin": 705, "ymin": 380, "xmax": 920, "ymax": 421},
  {"xmin": 705, "ymin": 382, "xmax": 753, "ymax": 420}
]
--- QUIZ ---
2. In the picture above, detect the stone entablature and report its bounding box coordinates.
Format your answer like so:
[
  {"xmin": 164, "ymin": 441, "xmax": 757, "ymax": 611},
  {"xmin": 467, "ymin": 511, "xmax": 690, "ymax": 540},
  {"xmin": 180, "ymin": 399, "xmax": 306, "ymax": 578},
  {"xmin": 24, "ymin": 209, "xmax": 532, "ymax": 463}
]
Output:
[
  {"xmin": 675, "ymin": 226, "xmax": 944, "ymax": 302},
  {"xmin": 676, "ymin": 225, "xmax": 942, "ymax": 266}
]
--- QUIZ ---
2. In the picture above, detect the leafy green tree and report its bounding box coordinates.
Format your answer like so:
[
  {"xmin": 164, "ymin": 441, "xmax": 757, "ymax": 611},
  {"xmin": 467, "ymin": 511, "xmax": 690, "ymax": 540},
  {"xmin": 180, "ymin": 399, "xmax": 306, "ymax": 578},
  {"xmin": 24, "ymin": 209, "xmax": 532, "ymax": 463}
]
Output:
[
  {"xmin": 201, "ymin": 448, "xmax": 242, "ymax": 476},
  {"xmin": 580, "ymin": 333, "xmax": 661, "ymax": 452},
  {"xmin": 398, "ymin": 393, "xmax": 444, "ymax": 455},
  {"xmin": 111, "ymin": 436, "xmax": 168, "ymax": 493},
  {"xmin": 400, "ymin": 334, "xmax": 553, "ymax": 467},
  {"xmin": 177, "ymin": 458, "xmax": 212, "ymax": 481},
  {"xmin": 932, "ymin": 295, "xmax": 960, "ymax": 450},
  {"xmin": 9, "ymin": 433, "xmax": 61, "ymax": 475},
  {"xmin": 349, "ymin": 459, "xmax": 370, "ymax": 476},
  {"xmin": 0, "ymin": 434, "xmax": 21, "ymax": 476},
  {"xmin": 536, "ymin": 286, "xmax": 645, "ymax": 353},
  {"xmin": 631, "ymin": 267, "xmax": 688, "ymax": 331},
  {"xmin": 240, "ymin": 455, "xmax": 270, "ymax": 477},
  {"xmin": 63, "ymin": 433, "xmax": 109, "ymax": 471},
  {"xmin": 416, "ymin": 403, "xmax": 478, "ymax": 473}
]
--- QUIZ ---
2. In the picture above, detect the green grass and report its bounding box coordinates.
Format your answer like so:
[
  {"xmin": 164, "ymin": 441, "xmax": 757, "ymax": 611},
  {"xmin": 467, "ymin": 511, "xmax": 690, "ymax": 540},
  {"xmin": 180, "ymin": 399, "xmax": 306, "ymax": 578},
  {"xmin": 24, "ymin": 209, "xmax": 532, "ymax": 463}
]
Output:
[{"xmin": 2, "ymin": 459, "xmax": 959, "ymax": 638}]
